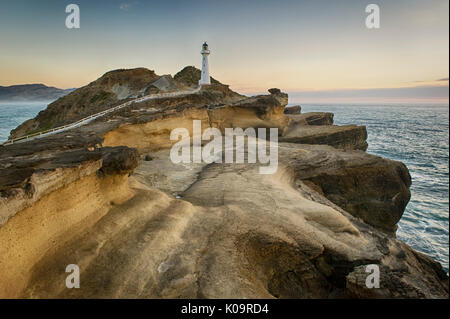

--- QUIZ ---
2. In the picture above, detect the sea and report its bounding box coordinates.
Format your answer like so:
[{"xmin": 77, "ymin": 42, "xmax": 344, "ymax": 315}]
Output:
[
  {"xmin": 299, "ymin": 103, "xmax": 449, "ymax": 272},
  {"xmin": 0, "ymin": 102, "xmax": 50, "ymax": 142},
  {"xmin": 0, "ymin": 101, "xmax": 449, "ymax": 272}
]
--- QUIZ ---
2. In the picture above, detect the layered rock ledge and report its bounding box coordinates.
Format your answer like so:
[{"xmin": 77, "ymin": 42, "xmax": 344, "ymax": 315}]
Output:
[{"xmin": 281, "ymin": 124, "xmax": 368, "ymax": 151}]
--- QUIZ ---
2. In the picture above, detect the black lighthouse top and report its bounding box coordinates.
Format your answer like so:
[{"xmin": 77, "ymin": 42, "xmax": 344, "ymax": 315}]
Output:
[{"xmin": 202, "ymin": 42, "xmax": 208, "ymax": 50}]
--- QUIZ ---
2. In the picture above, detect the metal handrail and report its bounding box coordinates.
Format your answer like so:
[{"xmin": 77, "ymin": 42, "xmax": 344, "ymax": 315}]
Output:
[{"xmin": 2, "ymin": 87, "xmax": 201, "ymax": 145}]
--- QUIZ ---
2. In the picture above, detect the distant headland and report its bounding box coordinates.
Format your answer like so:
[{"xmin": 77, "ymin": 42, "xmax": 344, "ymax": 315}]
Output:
[{"xmin": 0, "ymin": 84, "xmax": 75, "ymax": 102}]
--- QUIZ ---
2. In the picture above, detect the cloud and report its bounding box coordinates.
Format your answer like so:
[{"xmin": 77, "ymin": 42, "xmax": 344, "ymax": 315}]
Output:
[
  {"xmin": 410, "ymin": 78, "xmax": 449, "ymax": 83},
  {"xmin": 119, "ymin": 3, "xmax": 131, "ymax": 11},
  {"xmin": 120, "ymin": 2, "xmax": 139, "ymax": 11},
  {"xmin": 286, "ymin": 85, "xmax": 449, "ymax": 103}
]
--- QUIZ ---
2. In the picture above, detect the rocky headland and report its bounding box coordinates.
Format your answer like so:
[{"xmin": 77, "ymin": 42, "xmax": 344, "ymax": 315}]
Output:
[
  {"xmin": 0, "ymin": 67, "xmax": 448, "ymax": 298},
  {"xmin": 0, "ymin": 84, "xmax": 74, "ymax": 102}
]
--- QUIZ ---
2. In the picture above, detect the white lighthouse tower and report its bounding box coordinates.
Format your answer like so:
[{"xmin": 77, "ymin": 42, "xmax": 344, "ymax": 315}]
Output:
[{"xmin": 198, "ymin": 42, "xmax": 211, "ymax": 85}]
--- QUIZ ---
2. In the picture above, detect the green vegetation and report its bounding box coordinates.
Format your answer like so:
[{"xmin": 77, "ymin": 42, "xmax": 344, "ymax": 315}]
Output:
[{"xmin": 89, "ymin": 91, "xmax": 112, "ymax": 104}]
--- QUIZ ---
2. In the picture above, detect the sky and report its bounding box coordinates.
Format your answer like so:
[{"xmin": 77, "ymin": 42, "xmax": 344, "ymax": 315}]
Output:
[{"xmin": 0, "ymin": 0, "xmax": 448, "ymax": 103}]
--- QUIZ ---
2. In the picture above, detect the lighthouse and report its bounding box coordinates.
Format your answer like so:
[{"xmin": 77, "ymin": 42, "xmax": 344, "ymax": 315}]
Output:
[{"xmin": 198, "ymin": 42, "xmax": 211, "ymax": 85}]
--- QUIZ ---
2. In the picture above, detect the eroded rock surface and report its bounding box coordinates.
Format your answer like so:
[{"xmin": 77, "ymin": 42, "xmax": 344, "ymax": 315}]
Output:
[
  {"xmin": 0, "ymin": 71, "xmax": 447, "ymax": 299},
  {"xmin": 281, "ymin": 124, "xmax": 368, "ymax": 151},
  {"xmin": 287, "ymin": 112, "xmax": 334, "ymax": 126},
  {"xmin": 284, "ymin": 105, "xmax": 302, "ymax": 115},
  {"xmin": 279, "ymin": 143, "xmax": 411, "ymax": 232}
]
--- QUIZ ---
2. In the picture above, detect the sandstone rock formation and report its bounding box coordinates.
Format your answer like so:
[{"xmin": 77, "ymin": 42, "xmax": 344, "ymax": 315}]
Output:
[
  {"xmin": 280, "ymin": 143, "xmax": 411, "ymax": 231},
  {"xmin": 284, "ymin": 105, "xmax": 302, "ymax": 114},
  {"xmin": 287, "ymin": 112, "xmax": 334, "ymax": 125},
  {"xmin": 281, "ymin": 124, "xmax": 368, "ymax": 151},
  {"xmin": 0, "ymin": 73, "xmax": 447, "ymax": 299},
  {"xmin": 283, "ymin": 111, "xmax": 367, "ymax": 150}
]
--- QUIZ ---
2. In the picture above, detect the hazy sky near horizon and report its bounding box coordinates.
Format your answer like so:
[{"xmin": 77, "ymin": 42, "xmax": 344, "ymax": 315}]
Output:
[{"xmin": 0, "ymin": 0, "xmax": 448, "ymax": 102}]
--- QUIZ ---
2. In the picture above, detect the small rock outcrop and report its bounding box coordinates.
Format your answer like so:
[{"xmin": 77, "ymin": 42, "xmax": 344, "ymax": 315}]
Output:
[
  {"xmin": 287, "ymin": 112, "xmax": 334, "ymax": 125},
  {"xmin": 268, "ymin": 88, "xmax": 282, "ymax": 95},
  {"xmin": 281, "ymin": 124, "xmax": 368, "ymax": 151},
  {"xmin": 284, "ymin": 105, "xmax": 302, "ymax": 114}
]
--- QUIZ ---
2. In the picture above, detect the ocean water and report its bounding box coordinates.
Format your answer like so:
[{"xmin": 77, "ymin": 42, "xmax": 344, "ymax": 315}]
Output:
[
  {"xmin": 0, "ymin": 102, "xmax": 50, "ymax": 142},
  {"xmin": 0, "ymin": 102, "xmax": 449, "ymax": 272},
  {"xmin": 299, "ymin": 103, "xmax": 449, "ymax": 272}
]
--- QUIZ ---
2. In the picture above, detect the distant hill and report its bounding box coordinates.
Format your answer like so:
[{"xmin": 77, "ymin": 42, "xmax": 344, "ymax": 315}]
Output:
[{"xmin": 0, "ymin": 84, "xmax": 75, "ymax": 102}]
